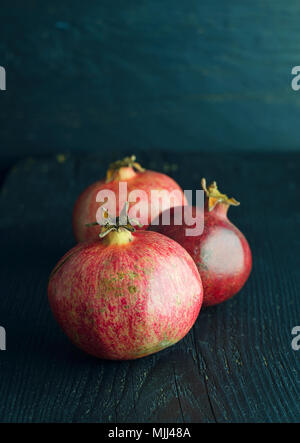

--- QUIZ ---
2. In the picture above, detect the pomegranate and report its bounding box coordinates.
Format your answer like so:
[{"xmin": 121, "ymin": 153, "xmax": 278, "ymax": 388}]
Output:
[
  {"xmin": 48, "ymin": 211, "xmax": 203, "ymax": 360},
  {"xmin": 150, "ymin": 179, "xmax": 252, "ymax": 307},
  {"xmin": 72, "ymin": 155, "xmax": 187, "ymax": 242}
]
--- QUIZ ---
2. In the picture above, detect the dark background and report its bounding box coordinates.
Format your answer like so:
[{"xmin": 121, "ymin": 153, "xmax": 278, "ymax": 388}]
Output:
[
  {"xmin": 0, "ymin": 1, "xmax": 300, "ymax": 423},
  {"xmin": 1, "ymin": 0, "xmax": 300, "ymax": 167}
]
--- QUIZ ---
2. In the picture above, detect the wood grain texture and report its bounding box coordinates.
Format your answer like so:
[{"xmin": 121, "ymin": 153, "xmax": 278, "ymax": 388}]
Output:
[{"xmin": 0, "ymin": 151, "xmax": 299, "ymax": 423}]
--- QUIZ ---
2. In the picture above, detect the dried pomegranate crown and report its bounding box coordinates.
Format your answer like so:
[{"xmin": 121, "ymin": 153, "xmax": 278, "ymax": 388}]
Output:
[
  {"xmin": 201, "ymin": 178, "xmax": 240, "ymax": 212},
  {"xmin": 86, "ymin": 202, "xmax": 142, "ymax": 238},
  {"xmin": 106, "ymin": 155, "xmax": 145, "ymax": 183}
]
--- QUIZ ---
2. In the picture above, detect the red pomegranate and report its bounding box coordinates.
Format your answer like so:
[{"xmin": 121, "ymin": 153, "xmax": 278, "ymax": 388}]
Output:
[
  {"xmin": 150, "ymin": 179, "xmax": 252, "ymax": 307},
  {"xmin": 73, "ymin": 155, "xmax": 187, "ymax": 242},
  {"xmin": 48, "ymin": 213, "xmax": 203, "ymax": 360}
]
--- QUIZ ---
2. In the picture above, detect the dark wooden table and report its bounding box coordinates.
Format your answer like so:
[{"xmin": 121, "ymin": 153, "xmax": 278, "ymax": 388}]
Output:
[{"xmin": 0, "ymin": 151, "xmax": 299, "ymax": 423}]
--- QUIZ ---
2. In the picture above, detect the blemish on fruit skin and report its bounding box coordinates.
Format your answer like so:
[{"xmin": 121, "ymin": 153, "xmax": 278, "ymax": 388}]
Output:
[
  {"xmin": 128, "ymin": 285, "xmax": 137, "ymax": 294},
  {"xmin": 117, "ymin": 272, "xmax": 125, "ymax": 280},
  {"xmin": 176, "ymin": 294, "xmax": 182, "ymax": 306},
  {"xmin": 128, "ymin": 271, "xmax": 140, "ymax": 280},
  {"xmin": 133, "ymin": 339, "xmax": 176, "ymax": 357}
]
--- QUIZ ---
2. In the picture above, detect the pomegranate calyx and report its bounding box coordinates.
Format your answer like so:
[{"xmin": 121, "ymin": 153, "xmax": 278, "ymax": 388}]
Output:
[
  {"xmin": 201, "ymin": 178, "xmax": 240, "ymax": 212},
  {"xmin": 106, "ymin": 155, "xmax": 145, "ymax": 183},
  {"xmin": 86, "ymin": 203, "xmax": 142, "ymax": 245}
]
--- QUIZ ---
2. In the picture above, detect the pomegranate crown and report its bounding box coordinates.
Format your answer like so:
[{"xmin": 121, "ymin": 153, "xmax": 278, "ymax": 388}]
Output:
[
  {"xmin": 106, "ymin": 155, "xmax": 145, "ymax": 183},
  {"xmin": 86, "ymin": 202, "xmax": 142, "ymax": 239},
  {"xmin": 201, "ymin": 178, "xmax": 240, "ymax": 212}
]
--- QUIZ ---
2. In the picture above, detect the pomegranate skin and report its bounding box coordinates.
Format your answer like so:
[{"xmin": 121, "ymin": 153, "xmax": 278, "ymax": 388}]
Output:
[
  {"xmin": 73, "ymin": 169, "xmax": 187, "ymax": 243},
  {"xmin": 151, "ymin": 205, "xmax": 252, "ymax": 307},
  {"xmin": 48, "ymin": 231, "xmax": 203, "ymax": 360}
]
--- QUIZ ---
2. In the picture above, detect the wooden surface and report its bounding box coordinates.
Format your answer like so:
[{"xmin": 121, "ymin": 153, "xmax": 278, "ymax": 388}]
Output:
[{"xmin": 0, "ymin": 151, "xmax": 299, "ymax": 423}]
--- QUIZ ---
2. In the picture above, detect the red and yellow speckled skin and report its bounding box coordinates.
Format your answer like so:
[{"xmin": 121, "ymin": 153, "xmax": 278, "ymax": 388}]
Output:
[
  {"xmin": 150, "ymin": 205, "xmax": 252, "ymax": 307},
  {"xmin": 48, "ymin": 231, "xmax": 203, "ymax": 360},
  {"xmin": 72, "ymin": 169, "xmax": 187, "ymax": 243}
]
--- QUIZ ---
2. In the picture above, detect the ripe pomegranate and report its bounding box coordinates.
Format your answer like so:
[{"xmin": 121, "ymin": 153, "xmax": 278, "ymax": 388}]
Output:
[
  {"xmin": 150, "ymin": 179, "xmax": 252, "ymax": 307},
  {"xmin": 48, "ymin": 211, "xmax": 203, "ymax": 360},
  {"xmin": 72, "ymin": 155, "xmax": 187, "ymax": 242}
]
